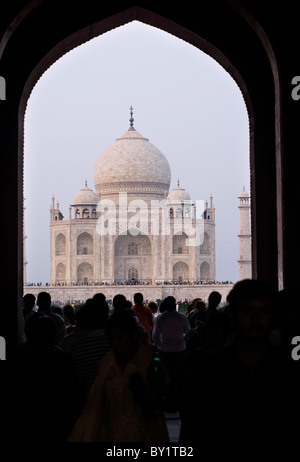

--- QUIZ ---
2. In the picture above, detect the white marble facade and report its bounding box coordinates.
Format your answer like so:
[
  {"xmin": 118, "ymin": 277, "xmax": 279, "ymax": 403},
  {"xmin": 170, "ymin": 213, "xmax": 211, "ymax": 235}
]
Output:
[{"xmin": 50, "ymin": 118, "xmax": 216, "ymax": 284}]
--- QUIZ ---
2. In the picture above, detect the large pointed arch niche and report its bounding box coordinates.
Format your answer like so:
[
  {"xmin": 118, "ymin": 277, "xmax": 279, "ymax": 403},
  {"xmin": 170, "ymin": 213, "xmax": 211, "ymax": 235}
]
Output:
[
  {"xmin": 22, "ymin": 9, "xmax": 253, "ymax": 283},
  {"xmin": 19, "ymin": 3, "xmax": 280, "ymax": 294},
  {"xmin": 3, "ymin": 2, "xmax": 280, "ymax": 350}
]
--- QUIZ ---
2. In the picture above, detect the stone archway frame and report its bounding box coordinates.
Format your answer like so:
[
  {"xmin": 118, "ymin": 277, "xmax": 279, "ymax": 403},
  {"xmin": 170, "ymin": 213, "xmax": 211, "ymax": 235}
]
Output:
[
  {"xmin": 17, "ymin": 4, "xmax": 282, "ymax": 289},
  {"xmin": 1, "ymin": 2, "xmax": 280, "ymax": 349}
]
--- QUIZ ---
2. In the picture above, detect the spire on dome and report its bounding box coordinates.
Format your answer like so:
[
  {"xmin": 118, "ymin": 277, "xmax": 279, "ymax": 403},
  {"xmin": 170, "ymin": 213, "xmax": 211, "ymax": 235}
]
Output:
[
  {"xmin": 177, "ymin": 178, "xmax": 180, "ymax": 187},
  {"xmin": 85, "ymin": 179, "xmax": 87, "ymax": 187},
  {"xmin": 129, "ymin": 105, "xmax": 134, "ymax": 128}
]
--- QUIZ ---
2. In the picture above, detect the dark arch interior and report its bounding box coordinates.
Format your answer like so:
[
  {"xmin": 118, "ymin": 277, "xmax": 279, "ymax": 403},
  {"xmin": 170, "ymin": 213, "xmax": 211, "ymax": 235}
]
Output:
[{"xmin": 1, "ymin": 0, "xmax": 296, "ymax": 357}]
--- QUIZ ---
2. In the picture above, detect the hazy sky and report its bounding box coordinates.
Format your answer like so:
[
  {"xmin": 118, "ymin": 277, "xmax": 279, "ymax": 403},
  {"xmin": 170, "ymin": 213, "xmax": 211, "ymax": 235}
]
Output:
[{"xmin": 24, "ymin": 20, "xmax": 250, "ymax": 284}]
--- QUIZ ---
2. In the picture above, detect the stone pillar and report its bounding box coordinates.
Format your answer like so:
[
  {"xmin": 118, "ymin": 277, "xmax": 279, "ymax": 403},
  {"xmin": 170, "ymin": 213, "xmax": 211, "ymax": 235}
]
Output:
[{"xmin": 238, "ymin": 188, "xmax": 252, "ymax": 280}]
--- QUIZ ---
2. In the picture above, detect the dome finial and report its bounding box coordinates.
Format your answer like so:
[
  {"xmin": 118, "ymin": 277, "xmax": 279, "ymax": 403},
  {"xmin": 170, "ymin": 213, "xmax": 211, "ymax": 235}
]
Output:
[
  {"xmin": 129, "ymin": 105, "xmax": 134, "ymax": 127},
  {"xmin": 85, "ymin": 179, "xmax": 87, "ymax": 187},
  {"xmin": 177, "ymin": 178, "xmax": 180, "ymax": 187}
]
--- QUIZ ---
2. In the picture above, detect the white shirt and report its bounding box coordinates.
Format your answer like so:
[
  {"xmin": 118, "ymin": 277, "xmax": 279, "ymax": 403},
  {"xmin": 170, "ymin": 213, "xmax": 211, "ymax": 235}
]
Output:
[{"xmin": 152, "ymin": 310, "xmax": 191, "ymax": 352}]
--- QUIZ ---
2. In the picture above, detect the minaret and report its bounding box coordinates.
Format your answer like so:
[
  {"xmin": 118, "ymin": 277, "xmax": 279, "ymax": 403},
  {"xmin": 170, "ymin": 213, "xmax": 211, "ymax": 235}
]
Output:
[{"xmin": 238, "ymin": 187, "xmax": 252, "ymax": 280}]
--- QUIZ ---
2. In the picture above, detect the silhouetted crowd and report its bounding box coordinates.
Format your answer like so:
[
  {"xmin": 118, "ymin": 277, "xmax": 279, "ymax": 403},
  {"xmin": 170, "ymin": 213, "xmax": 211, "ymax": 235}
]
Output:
[{"xmin": 1, "ymin": 279, "xmax": 300, "ymax": 446}]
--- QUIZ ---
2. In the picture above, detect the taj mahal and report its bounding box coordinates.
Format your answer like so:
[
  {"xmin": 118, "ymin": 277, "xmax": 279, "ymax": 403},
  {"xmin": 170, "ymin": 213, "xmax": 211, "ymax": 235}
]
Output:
[{"xmin": 49, "ymin": 109, "xmax": 217, "ymax": 286}]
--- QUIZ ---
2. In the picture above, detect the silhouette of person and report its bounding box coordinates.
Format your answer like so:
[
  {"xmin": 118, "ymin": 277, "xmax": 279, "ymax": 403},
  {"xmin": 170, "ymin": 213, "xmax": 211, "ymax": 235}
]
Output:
[
  {"xmin": 132, "ymin": 292, "xmax": 154, "ymax": 342},
  {"xmin": 187, "ymin": 299, "xmax": 207, "ymax": 328},
  {"xmin": 22, "ymin": 293, "xmax": 36, "ymax": 320},
  {"xmin": 112, "ymin": 293, "xmax": 127, "ymax": 312},
  {"xmin": 147, "ymin": 300, "xmax": 159, "ymax": 319},
  {"xmin": 36, "ymin": 291, "xmax": 66, "ymax": 346},
  {"xmin": 68, "ymin": 310, "xmax": 169, "ymax": 442},
  {"xmin": 92, "ymin": 292, "xmax": 107, "ymax": 306},
  {"xmin": 180, "ymin": 279, "xmax": 300, "ymax": 447},
  {"xmin": 3, "ymin": 312, "xmax": 80, "ymax": 441},
  {"xmin": 112, "ymin": 293, "xmax": 148, "ymax": 345},
  {"xmin": 180, "ymin": 310, "xmax": 232, "ymax": 403},
  {"xmin": 206, "ymin": 290, "xmax": 222, "ymax": 320},
  {"xmin": 63, "ymin": 304, "xmax": 75, "ymax": 329},
  {"xmin": 152, "ymin": 296, "xmax": 190, "ymax": 409},
  {"xmin": 70, "ymin": 297, "xmax": 111, "ymax": 412},
  {"xmin": 61, "ymin": 303, "xmax": 89, "ymax": 352}
]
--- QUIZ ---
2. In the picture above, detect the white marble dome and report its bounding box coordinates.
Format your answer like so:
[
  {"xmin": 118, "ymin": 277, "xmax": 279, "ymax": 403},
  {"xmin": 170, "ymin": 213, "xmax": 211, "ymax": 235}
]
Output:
[
  {"xmin": 94, "ymin": 126, "xmax": 171, "ymax": 198},
  {"xmin": 167, "ymin": 183, "xmax": 191, "ymax": 203},
  {"xmin": 73, "ymin": 184, "xmax": 98, "ymax": 205}
]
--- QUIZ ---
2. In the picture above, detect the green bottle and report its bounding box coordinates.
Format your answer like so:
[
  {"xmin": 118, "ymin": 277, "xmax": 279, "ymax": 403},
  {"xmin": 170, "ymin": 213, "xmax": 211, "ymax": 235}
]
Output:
[{"xmin": 147, "ymin": 356, "xmax": 166, "ymax": 394}]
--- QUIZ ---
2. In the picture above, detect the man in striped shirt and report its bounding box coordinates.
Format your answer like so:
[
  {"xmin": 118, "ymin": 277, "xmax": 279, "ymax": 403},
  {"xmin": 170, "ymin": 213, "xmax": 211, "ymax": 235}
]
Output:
[{"xmin": 70, "ymin": 295, "xmax": 111, "ymax": 412}]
